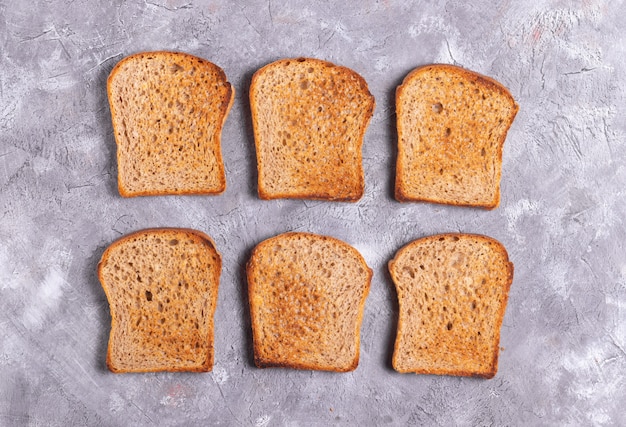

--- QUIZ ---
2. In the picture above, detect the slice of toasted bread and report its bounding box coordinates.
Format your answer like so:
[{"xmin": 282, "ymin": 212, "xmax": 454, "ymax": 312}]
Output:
[
  {"xmin": 108, "ymin": 51, "xmax": 234, "ymax": 197},
  {"xmin": 395, "ymin": 64, "xmax": 518, "ymax": 209},
  {"xmin": 247, "ymin": 232, "xmax": 372, "ymax": 371},
  {"xmin": 98, "ymin": 228, "xmax": 221, "ymax": 373},
  {"xmin": 388, "ymin": 233, "xmax": 513, "ymax": 378},
  {"xmin": 250, "ymin": 57, "xmax": 375, "ymax": 201}
]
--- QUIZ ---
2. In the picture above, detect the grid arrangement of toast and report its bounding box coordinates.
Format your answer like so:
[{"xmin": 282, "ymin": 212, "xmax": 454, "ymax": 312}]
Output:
[{"xmin": 99, "ymin": 51, "xmax": 519, "ymax": 379}]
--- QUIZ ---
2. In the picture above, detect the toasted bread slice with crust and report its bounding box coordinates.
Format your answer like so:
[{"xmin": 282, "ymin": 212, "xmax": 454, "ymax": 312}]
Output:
[
  {"xmin": 395, "ymin": 64, "xmax": 518, "ymax": 208},
  {"xmin": 250, "ymin": 57, "xmax": 375, "ymax": 201},
  {"xmin": 389, "ymin": 233, "xmax": 513, "ymax": 378},
  {"xmin": 98, "ymin": 228, "xmax": 221, "ymax": 373},
  {"xmin": 247, "ymin": 232, "xmax": 372, "ymax": 371},
  {"xmin": 108, "ymin": 51, "xmax": 234, "ymax": 197}
]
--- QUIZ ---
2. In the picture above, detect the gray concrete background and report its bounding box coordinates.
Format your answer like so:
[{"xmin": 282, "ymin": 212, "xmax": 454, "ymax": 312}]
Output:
[{"xmin": 1, "ymin": 0, "xmax": 625, "ymax": 425}]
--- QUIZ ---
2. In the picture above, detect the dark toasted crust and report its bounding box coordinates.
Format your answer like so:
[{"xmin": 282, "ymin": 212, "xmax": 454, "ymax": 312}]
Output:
[
  {"xmin": 99, "ymin": 228, "xmax": 221, "ymax": 373},
  {"xmin": 253, "ymin": 354, "xmax": 359, "ymax": 372},
  {"xmin": 394, "ymin": 189, "xmax": 502, "ymax": 210},
  {"xmin": 247, "ymin": 232, "xmax": 372, "ymax": 372},
  {"xmin": 250, "ymin": 57, "xmax": 375, "ymax": 201},
  {"xmin": 389, "ymin": 233, "xmax": 513, "ymax": 378},
  {"xmin": 259, "ymin": 190, "xmax": 364, "ymax": 203},
  {"xmin": 108, "ymin": 51, "xmax": 234, "ymax": 197},
  {"xmin": 395, "ymin": 64, "xmax": 519, "ymax": 209}
]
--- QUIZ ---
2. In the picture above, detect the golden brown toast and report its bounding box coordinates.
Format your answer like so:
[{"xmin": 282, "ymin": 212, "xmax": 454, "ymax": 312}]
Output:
[
  {"xmin": 395, "ymin": 64, "xmax": 518, "ymax": 208},
  {"xmin": 388, "ymin": 233, "xmax": 513, "ymax": 378},
  {"xmin": 108, "ymin": 51, "xmax": 234, "ymax": 197},
  {"xmin": 250, "ymin": 57, "xmax": 375, "ymax": 201},
  {"xmin": 98, "ymin": 228, "xmax": 221, "ymax": 373},
  {"xmin": 247, "ymin": 232, "xmax": 372, "ymax": 371}
]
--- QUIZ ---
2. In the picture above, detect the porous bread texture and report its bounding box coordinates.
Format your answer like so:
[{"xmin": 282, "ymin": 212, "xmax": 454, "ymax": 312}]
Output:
[
  {"xmin": 395, "ymin": 64, "xmax": 518, "ymax": 209},
  {"xmin": 98, "ymin": 228, "xmax": 221, "ymax": 373},
  {"xmin": 250, "ymin": 57, "xmax": 375, "ymax": 201},
  {"xmin": 389, "ymin": 233, "xmax": 513, "ymax": 378},
  {"xmin": 108, "ymin": 51, "xmax": 234, "ymax": 197},
  {"xmin": 247, "ymin": 232, "xmax": 372, "ymax": 371}
]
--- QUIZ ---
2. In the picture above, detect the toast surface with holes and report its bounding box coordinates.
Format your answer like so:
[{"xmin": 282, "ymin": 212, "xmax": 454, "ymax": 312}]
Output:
[
  {"xmin": 250, "ymin": 57, "xmax": 375, "ymax": 201},
  {"xmin": 247, "ymin": 232, "xmax": 372, "ymax": 371},
  {"xmin": 98, "ymin": 228, "xmax": 221, "ymax": 373},
  {"xmin": 389, "ymin": 233, "xmax": 513, "ymax": 378},
  {"xmin": 108, "ymin": 51, "xmax": 234, "ymax": 196},
  {"xmin": 395, "ymin": 64, "xmax": 518, "ymax": 208}
]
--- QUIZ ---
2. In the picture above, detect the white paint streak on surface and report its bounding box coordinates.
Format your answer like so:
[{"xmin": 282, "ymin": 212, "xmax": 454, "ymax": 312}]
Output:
[
  {"xmin": 407, "ymin": 15, "xmax": 466, "ymax": 65},
  {"xmin": 0, "ymin": 245, "xmax": 19, "ymax": 291},
  {"xmin": 255, "ymin": 414, "xmax": 271, "ymax": 427},
  {"xmin": 160, "ymin": 384, "xmax": 188, "ymax": 408},
  {"xmin": 159, "ymin": 395, "xmax": 178, "ymax": 407},
  {"xmin": 374, "ymin": 56, "xmax": 390, "ymax": 72},
  {"xmin": 21, "ymin": 267, "xmax": 66, "ymax": 330},
  {"xmin": 212, "ymin": 364, "xmax": 229, "ymax": 385},
  {"xmin": 408, "ymin": 16, "xmax": 455, "ymax": 38},
  {"xmin": 620, "ymin": 264, "xmax": 626, "ymax": 286},
  {"xmin": 108, "ymin": 392, "xmax": 125, "ymax": 413},
  {"xmin": 505, "ymin": 199, "xmax": 540, "ymax": 243},
  {"xmin": 545, "ymin": 259, "xmax": 569, "ymax": 299},
  {"xmin": 591, "ymin": 200, "xmax": 620, "ymax": 240},
  {"xmin": 560, "ymin": 342, "xmax": 622, "ymax": 424},
  {"xmin": 505, "ymin": 198, "xmax": 540, "ymax": 225},
  {"xmin": 351, "ymin": 242, "xmax": 382, "ymax": 269},
  {"xmin": 512, "ymin": 3, "xmax": 609, "ymax": 76}
]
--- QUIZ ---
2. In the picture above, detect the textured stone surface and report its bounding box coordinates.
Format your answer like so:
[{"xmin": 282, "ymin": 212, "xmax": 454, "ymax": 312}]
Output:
[{"xmin": 1, "ymin": 0, "xmax": 625, "ymax": 425}]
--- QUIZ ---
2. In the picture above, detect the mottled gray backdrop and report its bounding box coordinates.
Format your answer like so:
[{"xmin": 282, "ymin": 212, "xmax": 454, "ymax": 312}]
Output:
[{"xmin": 1, "ymin": 0, "xmax": 625, "ymax": 425}]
